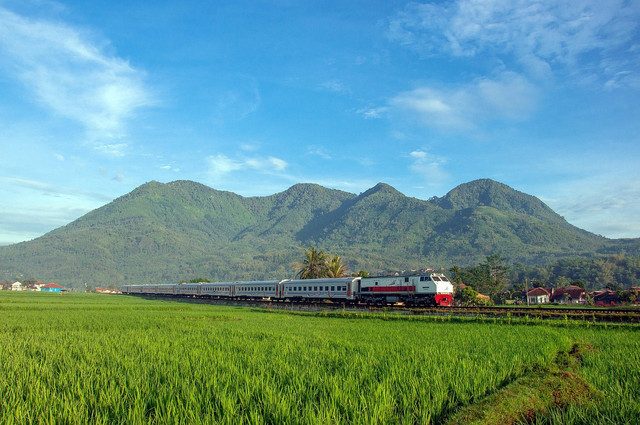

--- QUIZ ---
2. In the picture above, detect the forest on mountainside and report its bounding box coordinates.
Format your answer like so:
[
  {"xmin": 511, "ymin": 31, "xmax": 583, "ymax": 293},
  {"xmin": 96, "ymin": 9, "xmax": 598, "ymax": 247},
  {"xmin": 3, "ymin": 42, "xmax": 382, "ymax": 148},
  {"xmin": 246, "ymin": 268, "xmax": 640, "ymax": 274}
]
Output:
[{"xmin": 1, "ymin": 179, "xmax": 638, "ymax": 290}]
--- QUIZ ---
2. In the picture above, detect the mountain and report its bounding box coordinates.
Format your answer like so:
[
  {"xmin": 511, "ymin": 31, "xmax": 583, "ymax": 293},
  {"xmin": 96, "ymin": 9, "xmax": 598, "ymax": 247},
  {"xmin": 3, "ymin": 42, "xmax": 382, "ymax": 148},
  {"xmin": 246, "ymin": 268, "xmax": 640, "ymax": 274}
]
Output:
[{"xmin": 0, "ymin": 179, "xmax": 638, "ymax": 288}]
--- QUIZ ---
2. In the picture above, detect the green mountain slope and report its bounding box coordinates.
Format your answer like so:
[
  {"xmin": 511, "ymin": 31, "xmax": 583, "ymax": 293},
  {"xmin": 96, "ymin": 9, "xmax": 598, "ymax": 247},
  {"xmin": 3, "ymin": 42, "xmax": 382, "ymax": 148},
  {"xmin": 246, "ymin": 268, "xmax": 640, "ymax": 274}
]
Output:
[{"xmin": 0, "ymin": 179, "xmax": 637, "ymax": 288}]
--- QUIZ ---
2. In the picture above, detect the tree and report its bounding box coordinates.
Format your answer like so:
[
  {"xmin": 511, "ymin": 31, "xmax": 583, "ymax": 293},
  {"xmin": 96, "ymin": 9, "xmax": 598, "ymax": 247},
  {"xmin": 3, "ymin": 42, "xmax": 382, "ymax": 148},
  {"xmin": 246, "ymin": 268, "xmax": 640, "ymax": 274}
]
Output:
[
  {"xmin": 448, "ymin": 266, "xmax": 463, "ymax": 283},
  {"xmin": 293, "ymin": 246, "xmax": 328, "ymax": 279},
  {"xmin": 326, "ymin": 255, "xmax": 348, "ymax": 278},
  {"xmin": 480, "ymin": 254, "xmax": 509, "ymax": 299},
  {"xmin": 456, "ymin": 286, "xmax": 478, "ymax": 305}
]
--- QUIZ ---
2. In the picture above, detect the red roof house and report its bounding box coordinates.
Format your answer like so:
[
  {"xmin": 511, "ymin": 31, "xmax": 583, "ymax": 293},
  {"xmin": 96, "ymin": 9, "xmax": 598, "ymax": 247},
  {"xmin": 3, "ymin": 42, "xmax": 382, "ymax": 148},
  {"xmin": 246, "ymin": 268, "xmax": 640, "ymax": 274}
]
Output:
[
  {"xmin": 41, "ymin": 283, "xmax": 64, "ymax": 292},
  {"xmin": 526, "ymin": 287, "xmax": 550, "ymax": 304},
  {"xmin": 550, "ymin": 286, "xmax": 587, "ymax": 304}
]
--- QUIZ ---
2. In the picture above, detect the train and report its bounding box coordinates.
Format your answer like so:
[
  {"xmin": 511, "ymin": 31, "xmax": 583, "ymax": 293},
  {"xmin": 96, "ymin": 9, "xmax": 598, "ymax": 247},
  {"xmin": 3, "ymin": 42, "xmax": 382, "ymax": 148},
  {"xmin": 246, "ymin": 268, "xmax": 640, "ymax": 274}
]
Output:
[{"xmin": 122, "ymin": 272, "xmax": 454, "ymax": 306}]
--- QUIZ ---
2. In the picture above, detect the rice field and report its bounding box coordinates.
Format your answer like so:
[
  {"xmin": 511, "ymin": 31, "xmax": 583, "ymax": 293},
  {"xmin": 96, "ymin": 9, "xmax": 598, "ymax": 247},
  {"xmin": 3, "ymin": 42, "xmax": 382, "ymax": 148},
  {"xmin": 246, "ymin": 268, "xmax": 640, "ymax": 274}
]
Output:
[{"xmin": 0, "ymin": 292, "xmax": 638, "ymax": 424}]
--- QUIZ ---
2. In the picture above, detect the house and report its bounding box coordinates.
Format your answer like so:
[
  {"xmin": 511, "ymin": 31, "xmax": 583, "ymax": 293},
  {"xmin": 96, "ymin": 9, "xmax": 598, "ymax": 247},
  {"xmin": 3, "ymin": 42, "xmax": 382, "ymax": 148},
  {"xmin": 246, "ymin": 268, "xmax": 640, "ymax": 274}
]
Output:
[
  {"xmin": 592, "ymin": 289, "xmax": 618, "ymax": 306},
  {"xmin": 526, "ymin": 287, "xmax": 550, "ymax": 304},
  {"xmin": 41, "ymin": 283, "xmax": 63, "ymax": 292},
  {"xmin": 11, "ymin": 281, "xmax": 22, "ymax": 291},
  {"xmin": 550, "ymin": 285, "xmax": 587, "ymax": 304}
]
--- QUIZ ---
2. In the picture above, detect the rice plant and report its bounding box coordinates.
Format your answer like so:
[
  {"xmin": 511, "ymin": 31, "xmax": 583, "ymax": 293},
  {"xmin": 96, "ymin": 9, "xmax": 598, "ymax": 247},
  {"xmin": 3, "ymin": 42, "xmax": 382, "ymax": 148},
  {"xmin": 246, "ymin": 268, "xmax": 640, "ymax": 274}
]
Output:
[{"xmin": 0, "ymin": 292, "xmax": 637, "ymax": 424}]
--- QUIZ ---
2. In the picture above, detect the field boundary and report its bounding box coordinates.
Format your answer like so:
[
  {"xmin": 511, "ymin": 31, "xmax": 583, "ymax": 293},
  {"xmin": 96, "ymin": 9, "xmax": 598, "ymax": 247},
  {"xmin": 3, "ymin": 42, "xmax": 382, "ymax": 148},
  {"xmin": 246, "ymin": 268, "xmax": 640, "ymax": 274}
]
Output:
[
  {"xmin": 258, "ymin": 307, "xmax": 640, "ymax": 330},
  {"xmin": 443, "ymin": 343, "xmax": 601, "ymax": 425}
]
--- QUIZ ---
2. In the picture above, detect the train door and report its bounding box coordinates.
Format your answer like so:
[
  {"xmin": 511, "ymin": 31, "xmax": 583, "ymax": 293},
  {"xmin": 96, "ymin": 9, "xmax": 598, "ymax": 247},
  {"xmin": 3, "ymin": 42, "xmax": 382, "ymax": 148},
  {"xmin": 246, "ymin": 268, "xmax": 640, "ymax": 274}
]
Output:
[{"xmin": 353, "ymin": 278, "xmax": 361, "ymax": 300}]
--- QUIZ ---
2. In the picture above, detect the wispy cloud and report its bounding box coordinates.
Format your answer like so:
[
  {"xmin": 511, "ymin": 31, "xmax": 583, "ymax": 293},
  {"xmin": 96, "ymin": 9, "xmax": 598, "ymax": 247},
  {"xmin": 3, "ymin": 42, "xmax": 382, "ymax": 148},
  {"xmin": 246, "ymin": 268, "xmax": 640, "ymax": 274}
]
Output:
[
  {"xmin": 543, "ymin": 177, "xmax": 640, "ymax": 239},
  {"xmin": 388, "ymin": 0, "xmax": 640, "ymax": 86},
  {"xmin": 1, "ymin": 177, "xmax": 114, "ymax": 202},
  {"xmin": 0, "ymin": 176, "xmax": 114, "ymax": 244},
  {"xmin": 307, "ymin": 145, "xmax": 332, "ymax": 160},
  {"xmin": 356, "ymin": 106, "xmax": 390, "ymax": 120},
  {"xmin": 210, "ymin": 75, "xmax": 261, "ymax": 124},
  {"xmin": 320, "ymin": 79, "xmax": 351, "ymax": 95},
  {"xmin": 408, "ymin": 150, "xmax": 450, "ymax": 187},
  {"xmin": 0, "ymin": 7, "xmax": 154, "ymax": 151},
  {"xmin": 206, "ymin": 154, "xmax": 289, "ymax": 184},
  {"xmin": 390, "ymin": 71, "xmax": 539, "ymax": 129}
]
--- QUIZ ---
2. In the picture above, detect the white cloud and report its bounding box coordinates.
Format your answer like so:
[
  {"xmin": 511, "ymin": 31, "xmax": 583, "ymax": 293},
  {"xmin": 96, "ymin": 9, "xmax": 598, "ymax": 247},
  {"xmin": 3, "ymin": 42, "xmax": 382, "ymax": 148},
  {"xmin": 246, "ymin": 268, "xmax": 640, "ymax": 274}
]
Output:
[
  {"xmin": 267, "ymin": 157, "xmax": 287, "ymax": 171},
  {"xmin": 1, "ymin": 177, "xmax": 113, "ymax": 202},
  {"xmin": 543, "ymin": 177, "xmax": 640, "ymax": 239},
  {"xmin": 408, "ymin": 150, "xmax": 449, "ymax": 186},
  {"xmin": 94, "ymin": 143, "xmax": 128, "ymax": 157},
  {"xmin": 0, "ymin": 7, "xmax": 154, "ymax": 148},
  {"xmin": 0, "ymin": 176, "xmax": 115, "ymax": 244},
  {"xmin": 357, "ymin": 106, "xmax": 389, "ymax": 119},
  {"xmin": 240, "ymin": 143, "xmax": 259, "ymax": 152},
  {"xmin": 390, "ymin": 71, "xmax": 539, "ymax": 129},
  {"xmin": 320, "ymin": 79, "xmax": 351, "ymax": 95},
  {"xmin": 388, "ymin": 0, "xmax": 640, "ymax": 86},
  {"xmin": 206, "ymin": 153, "xmax": 289, "ymax": 183},
  {"xmin": 307, "ymin": 146, "xmax": 332, "ymax": 160}
]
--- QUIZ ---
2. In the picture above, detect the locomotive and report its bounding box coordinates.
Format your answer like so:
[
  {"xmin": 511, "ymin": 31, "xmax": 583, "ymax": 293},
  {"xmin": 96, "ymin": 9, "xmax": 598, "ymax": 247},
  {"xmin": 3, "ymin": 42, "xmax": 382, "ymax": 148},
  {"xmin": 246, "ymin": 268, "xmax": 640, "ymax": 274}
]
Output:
[{"xmin": 122, "ymin": 272, "xmax": 453, "ymax": 306}]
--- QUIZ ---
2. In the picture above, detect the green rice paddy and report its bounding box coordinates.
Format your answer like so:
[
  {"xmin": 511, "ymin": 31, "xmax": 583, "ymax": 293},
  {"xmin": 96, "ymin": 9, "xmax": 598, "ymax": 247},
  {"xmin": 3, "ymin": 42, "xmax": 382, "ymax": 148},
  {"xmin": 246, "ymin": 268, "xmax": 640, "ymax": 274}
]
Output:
[{"xmin": 0, "ymin": 293, "xmax": 638, "ymax": 424}]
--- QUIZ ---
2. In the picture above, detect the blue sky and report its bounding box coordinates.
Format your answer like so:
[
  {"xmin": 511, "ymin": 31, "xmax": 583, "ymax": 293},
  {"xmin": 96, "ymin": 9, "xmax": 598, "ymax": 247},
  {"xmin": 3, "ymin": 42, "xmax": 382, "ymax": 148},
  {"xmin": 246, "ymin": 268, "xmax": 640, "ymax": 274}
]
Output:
[{"xmin": 1, "ymin": 0, "xmax": 639, "ymax": 244}]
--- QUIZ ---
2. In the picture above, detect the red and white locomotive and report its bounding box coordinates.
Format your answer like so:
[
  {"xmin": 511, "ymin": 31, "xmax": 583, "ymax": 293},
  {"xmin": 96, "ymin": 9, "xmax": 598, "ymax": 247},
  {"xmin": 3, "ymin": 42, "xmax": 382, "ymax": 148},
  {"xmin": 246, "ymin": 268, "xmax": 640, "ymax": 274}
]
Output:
[{"xmin": 122, "ymin": 272, "xmax": 453, "ymax": 306}]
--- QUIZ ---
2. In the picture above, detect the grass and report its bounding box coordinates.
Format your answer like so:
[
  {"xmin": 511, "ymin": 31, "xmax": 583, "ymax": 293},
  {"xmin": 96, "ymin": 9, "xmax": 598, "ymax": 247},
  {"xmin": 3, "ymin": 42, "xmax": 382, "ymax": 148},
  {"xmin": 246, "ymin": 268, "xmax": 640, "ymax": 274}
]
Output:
[{"xmin": 0, "ymin": 292, "xmax": 638, "ymax": 424}]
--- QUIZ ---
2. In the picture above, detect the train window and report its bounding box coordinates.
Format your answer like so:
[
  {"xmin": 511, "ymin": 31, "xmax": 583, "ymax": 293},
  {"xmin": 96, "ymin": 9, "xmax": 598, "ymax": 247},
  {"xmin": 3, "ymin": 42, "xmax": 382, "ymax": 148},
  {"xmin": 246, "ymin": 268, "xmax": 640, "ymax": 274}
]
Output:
[
  {"xmin": 405, "ymin": 277, "xmax": 409, "ymax": 283},
  {"xmin": 375, "ymin": 282, "xmax": 378, "ymax": 286},
  {"xmin": 432, "ymin": 276, "xmax": 441, "ymax": 281},
  {"xmin": 331, "ymin": 286, "xmax": 335, "ymax": 291},
  {"xmin": 314, "ymin": 286, "xmax": 317, "ymax": 291}
]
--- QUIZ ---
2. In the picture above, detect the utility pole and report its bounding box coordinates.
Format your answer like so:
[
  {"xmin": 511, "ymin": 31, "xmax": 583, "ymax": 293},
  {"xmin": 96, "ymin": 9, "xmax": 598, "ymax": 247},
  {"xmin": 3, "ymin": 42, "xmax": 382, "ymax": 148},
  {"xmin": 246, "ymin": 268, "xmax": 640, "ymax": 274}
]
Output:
[{"xmin": 525, "ymin": 278, "xmax": 530, "ymax": 306}]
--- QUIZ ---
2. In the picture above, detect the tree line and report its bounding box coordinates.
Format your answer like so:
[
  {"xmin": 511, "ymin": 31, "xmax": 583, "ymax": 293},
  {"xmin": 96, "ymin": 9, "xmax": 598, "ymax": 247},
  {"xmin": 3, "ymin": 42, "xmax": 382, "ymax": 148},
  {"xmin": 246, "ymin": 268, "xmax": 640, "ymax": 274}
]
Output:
[{"xmin": 448, "ymin": 253, "xmax": 640, "ymax": 305}]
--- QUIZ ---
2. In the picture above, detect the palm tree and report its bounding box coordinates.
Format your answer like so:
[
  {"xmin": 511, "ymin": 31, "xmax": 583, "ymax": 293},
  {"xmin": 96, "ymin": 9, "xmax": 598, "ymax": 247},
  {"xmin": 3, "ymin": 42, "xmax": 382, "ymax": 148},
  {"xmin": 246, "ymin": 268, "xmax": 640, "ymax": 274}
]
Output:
[
  {"xmin": 326, "ymin": 255, "xmax": 348, "ymax": 278},
  {"xmin": 293, "ymin": 246, "xmax": 328, "ymax": 279}
]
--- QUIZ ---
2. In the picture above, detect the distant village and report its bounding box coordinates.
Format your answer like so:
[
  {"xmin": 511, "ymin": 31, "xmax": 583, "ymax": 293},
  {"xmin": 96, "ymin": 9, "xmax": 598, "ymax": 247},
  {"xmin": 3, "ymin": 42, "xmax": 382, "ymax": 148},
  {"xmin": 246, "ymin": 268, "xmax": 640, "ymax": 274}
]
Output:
[
  {"xmin": 455, "ymin": 283, "xmax": 640, "ymax": 307},
  {"xmin": 519, "ymin": 285, "xmax": 640, "ymax": 307},
  {"xmin": 0, "ymin": 280, "xmax": 121, "ymax": 294}
]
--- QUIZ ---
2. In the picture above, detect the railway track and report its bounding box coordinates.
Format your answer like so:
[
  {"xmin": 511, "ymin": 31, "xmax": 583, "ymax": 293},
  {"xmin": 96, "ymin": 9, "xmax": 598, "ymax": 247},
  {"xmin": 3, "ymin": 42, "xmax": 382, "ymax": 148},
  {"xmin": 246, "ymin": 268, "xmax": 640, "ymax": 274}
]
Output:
[
  {"xmin": 415, "ymin": 305, "xmax": 640, "ymax": 323},
  {"xmin": 131, "ymin": 294, "xmax": 640, "ymax": 323}
]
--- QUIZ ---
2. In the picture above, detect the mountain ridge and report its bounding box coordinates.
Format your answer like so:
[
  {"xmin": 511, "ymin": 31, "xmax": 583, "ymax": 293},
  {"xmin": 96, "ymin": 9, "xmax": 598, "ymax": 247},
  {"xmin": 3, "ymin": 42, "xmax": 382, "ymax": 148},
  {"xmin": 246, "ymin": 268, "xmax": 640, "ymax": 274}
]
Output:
[{"xmin": 0, "ymin": 179, "xmax": 637, "ymax": 288}]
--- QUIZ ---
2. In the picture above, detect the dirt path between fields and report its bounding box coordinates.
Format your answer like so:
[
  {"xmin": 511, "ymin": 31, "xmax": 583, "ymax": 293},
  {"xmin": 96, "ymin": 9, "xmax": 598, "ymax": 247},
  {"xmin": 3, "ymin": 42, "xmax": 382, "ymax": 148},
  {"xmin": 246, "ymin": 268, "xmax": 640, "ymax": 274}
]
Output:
[{"xmin": 444, "ymin": 343, "xmax": 601, "ymax": 425}]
